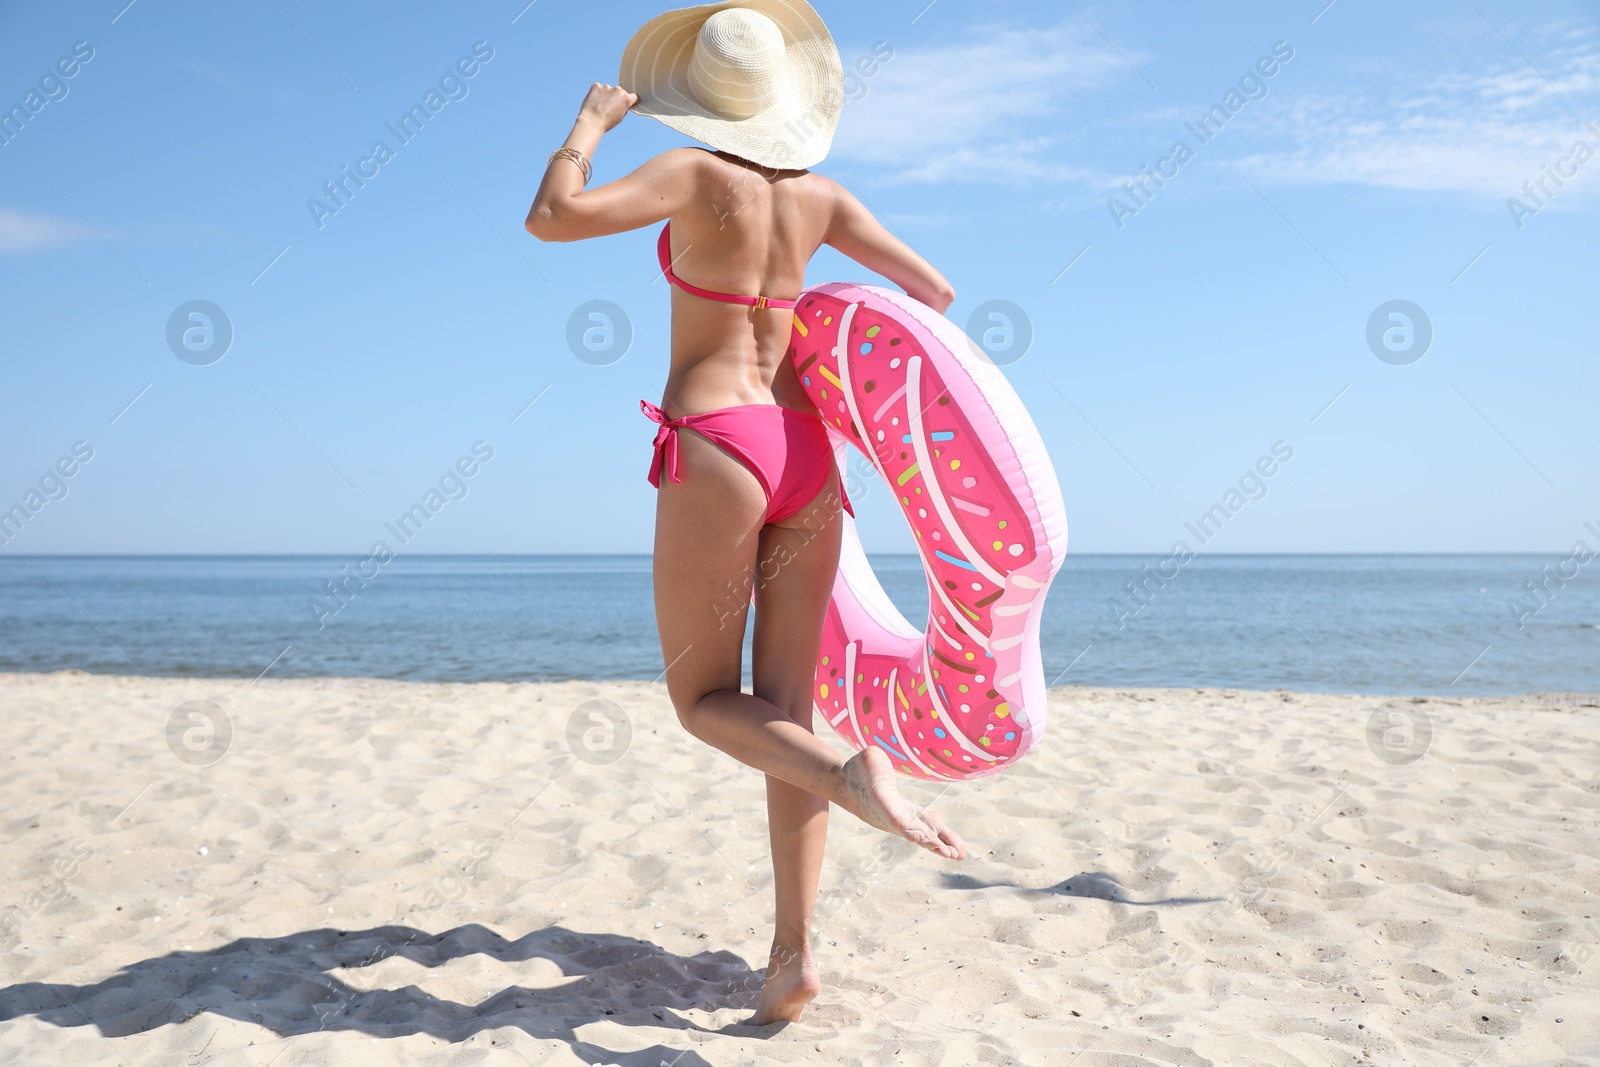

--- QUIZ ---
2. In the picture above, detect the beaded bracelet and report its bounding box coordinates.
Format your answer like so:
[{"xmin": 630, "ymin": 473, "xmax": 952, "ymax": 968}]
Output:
[{"xmin": 547, "ymin": 146, "xmax": 592, "ymax": 185}]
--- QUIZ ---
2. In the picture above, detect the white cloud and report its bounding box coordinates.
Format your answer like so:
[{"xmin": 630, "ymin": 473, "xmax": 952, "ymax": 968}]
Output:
[
  {"xmin": 0, "ymin": 208, "xmax": 95, "ymax": 254},
  {"xmin": 827, "ymin": 15, "xmax": 1600, "ymax": 202},
  {"xmin": 826, "ymin": 16, "xmax": 1600, "ymax": 202},
  {"xmin": 1232, "ymin": 31, "xmax": 1600, "ymax": 198},
  {"xmin": 830, "ymin": 21, "xmax": 1135, "ymax": 184}
]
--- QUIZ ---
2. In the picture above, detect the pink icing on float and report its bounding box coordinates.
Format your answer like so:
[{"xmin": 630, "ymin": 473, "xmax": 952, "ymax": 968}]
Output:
[{"xmin": 788, "ymin": 283, "xmax": 1068, "ymax": 781}]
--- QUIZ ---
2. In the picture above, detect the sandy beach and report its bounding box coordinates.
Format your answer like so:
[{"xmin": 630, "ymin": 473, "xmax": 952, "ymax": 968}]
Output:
[{"xmin": 0, "ymin": 671, "xmax": 1596, "ymax": 1066}]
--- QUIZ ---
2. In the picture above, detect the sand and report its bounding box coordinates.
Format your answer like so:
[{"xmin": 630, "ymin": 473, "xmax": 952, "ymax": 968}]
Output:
[{"xmin": 0, "ymin": 671, "xmax": 1596, "ymax": 1066}]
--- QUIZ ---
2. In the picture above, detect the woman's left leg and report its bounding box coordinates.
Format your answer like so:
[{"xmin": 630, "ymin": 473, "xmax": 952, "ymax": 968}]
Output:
[{"xmin": 746, "ymin": 476, "xmax": 844, "ymax": 1024}]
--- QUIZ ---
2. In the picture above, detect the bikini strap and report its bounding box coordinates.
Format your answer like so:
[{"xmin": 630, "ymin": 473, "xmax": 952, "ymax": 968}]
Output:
[{"xmin": 657, "ymin": 222, "xmax": 798, "ymax": 311}]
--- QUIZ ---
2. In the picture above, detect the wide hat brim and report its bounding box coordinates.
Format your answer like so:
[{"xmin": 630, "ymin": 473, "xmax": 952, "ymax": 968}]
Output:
[{"xmin": 619, "ymin": 0, "xmax": 843, "ymax": 170}]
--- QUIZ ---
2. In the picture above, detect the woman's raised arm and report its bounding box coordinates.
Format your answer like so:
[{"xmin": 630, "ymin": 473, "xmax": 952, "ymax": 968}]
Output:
[{"xmin": 526, "ymin": 83, "xmax": 702, "ymax": 243}]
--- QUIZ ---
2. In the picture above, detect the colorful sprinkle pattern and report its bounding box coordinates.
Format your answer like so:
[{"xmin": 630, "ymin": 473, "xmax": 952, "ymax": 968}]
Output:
[{"xmin": 789, "ymin": 283, "xmax": 1068, "ymax": 781}]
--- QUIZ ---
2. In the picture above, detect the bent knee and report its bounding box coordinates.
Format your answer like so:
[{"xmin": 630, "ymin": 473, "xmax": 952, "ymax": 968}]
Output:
[
  {"xmin": 673, "ymin": 698, "xmax": 703, "ymax": 738},
  {"xmin": 669, "ymin": 689, "xmax": 702, "ymax": 736},
  {"xmin": 668, "ymin": 685, "xmax": 733, "ymax": 738}
]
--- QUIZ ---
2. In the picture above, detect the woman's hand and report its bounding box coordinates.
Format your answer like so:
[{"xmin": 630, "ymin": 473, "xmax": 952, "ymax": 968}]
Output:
[{"xmin": 578, "ymin": 82, "xmax": 639, "ymax": 133}]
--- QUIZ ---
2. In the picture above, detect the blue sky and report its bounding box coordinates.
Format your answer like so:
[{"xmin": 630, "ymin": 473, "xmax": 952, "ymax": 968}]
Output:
[{"xmin": 1, "ymin": 0, "xmax": 1596, "ymax": 555}]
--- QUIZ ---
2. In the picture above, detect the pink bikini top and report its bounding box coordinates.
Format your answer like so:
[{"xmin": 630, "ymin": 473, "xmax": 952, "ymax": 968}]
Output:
[{"xmin": 656, "ymin": 222, "xmax": 799, "ymax": 311}]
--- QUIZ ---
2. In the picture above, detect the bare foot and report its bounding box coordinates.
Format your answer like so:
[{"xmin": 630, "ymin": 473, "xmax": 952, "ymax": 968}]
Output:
[
  {"xmin": 839, "ymin": 747, "xmax": 967, "ymax": 860},
  {"xmin": 746, "ymin": 943, "xmax": 821, "ymax": 1025}
]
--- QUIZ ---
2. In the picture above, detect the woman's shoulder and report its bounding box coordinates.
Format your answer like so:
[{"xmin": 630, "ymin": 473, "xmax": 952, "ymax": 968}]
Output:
[
  {"xmin": 672, "ymin": 147, "xmax": 835, "ymax": 185},
  {"xmin": 635, "ymin": 146, "xmax": 718, "ymax": 180},
  {"xmin": 651, "ymin": 146, "xmax": 731, "ymax": 166}
]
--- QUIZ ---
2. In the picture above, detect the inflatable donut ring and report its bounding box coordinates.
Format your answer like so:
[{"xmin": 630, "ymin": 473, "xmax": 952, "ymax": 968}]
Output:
[{"xmin": 789, "ymin": 283, "xmax": 1068, "ymax": 781}]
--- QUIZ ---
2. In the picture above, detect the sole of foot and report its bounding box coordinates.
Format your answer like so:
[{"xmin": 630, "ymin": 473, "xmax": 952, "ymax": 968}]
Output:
[{"xmin": 840, "ymin": 746, "xmax": 967, "ymax": 860}]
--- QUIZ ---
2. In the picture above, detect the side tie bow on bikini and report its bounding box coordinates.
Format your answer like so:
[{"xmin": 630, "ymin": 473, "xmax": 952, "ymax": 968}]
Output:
[{"xmin": 641, "ymin": 399, "xmax": 684, "ymax": 487}]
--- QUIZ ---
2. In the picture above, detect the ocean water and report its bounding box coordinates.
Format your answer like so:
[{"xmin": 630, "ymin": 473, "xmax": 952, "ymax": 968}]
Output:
[{"xmin": 0, "ymin": 555, "xmax": 1596, "ymax": 695}]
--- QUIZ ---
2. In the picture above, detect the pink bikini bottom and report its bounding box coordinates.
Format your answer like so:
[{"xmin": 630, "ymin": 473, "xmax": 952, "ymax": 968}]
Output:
[{"xmin": 641, "ymin": 399, "xmax": 854, "ymax": 524}]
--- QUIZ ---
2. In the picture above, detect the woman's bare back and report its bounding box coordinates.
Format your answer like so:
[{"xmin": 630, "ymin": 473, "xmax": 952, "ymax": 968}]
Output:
[
  {"xmin": 528, "ymin": 132, "xmax": 953, "ymax": 418},
  {"xmin": 660, "ymin": 149, "xmax": 833, "ymax": 416}
]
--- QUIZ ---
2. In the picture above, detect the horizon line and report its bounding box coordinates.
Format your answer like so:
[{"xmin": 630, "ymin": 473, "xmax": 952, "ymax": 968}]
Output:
[{"xmin": 0, "ymin": 551, "xmax": 1577, "ymax": 559}]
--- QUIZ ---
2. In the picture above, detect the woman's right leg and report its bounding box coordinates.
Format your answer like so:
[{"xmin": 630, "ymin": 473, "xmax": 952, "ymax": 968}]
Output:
[
  {"xmin": 649, "ymin": 428, "xmax": 864, "ymax": 796},
  {"xmin": 652, "ymin": 428, "xmax": 967, "ymax": 859},
  {"xmin": 653, "ymin": 427, "xmax": 853, "ymax": 799}
]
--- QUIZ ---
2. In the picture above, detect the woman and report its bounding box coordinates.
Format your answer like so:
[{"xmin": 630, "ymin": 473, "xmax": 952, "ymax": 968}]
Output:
[{"xmin": 526, "ymin": 0, "xmax": 965, "ymax": 1025}]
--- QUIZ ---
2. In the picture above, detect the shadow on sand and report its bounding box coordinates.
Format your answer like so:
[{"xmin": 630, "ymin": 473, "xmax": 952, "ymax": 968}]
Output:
[
  {"xmin": 0, "ymin": 923, "xmax": 791, "ymax": 1065},
  {"xmin": 942, "ymin": 869, "xmax": 1222, "ymax": 906}
]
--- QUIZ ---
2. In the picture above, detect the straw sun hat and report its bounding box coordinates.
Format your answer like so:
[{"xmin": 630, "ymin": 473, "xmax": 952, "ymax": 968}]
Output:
[{"xmin": 619, "ymin": 0, "xmax": 844, "ymax": 170}]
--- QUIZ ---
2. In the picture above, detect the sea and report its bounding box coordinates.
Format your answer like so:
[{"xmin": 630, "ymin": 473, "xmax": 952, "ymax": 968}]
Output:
[{"xmin": 0, "ymin": 555, "xmax": 1596, "ymax": 696}]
